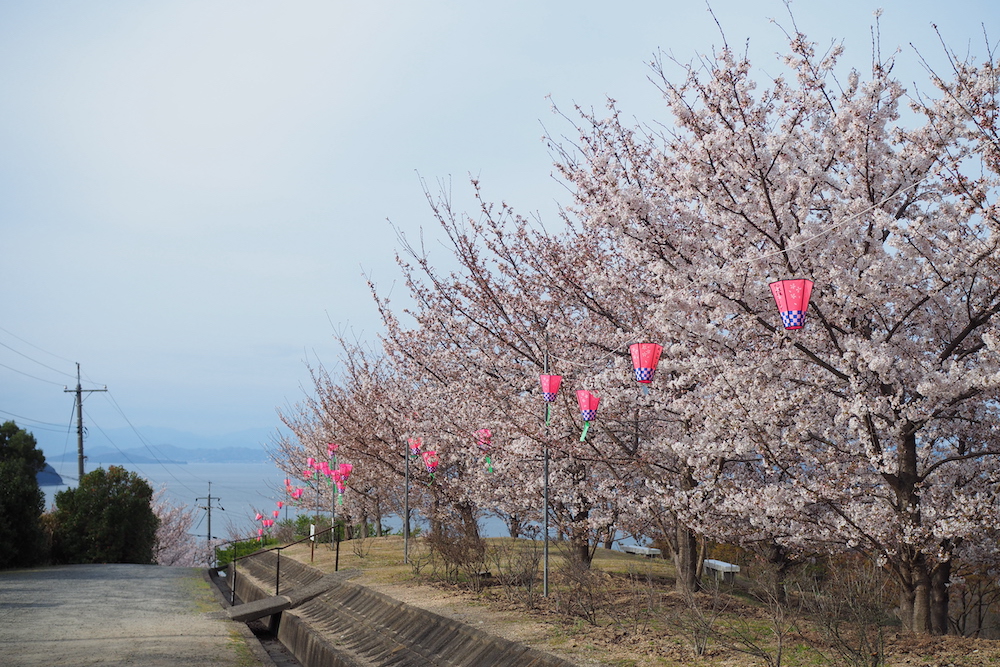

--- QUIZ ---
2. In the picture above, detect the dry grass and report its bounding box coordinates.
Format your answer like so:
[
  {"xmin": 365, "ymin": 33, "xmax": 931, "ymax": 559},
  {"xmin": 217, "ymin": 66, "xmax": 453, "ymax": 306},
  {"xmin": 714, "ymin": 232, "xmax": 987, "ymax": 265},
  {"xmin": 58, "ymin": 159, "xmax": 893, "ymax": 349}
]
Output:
[{"xmin": 277, "ymin": 536, "xmax": 1000, "ymax": 667}]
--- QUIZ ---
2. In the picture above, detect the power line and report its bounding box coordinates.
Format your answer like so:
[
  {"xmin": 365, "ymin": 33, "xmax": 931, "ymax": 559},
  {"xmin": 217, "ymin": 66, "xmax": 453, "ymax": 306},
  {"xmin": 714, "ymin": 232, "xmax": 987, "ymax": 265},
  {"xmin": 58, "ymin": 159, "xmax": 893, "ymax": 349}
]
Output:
[
  {"xmin": 100, "ymin": 391, "xmax": 201, "ymax": 497},
  {"xmin": 0, "ymin": 340, "xmax": 76, "ymax": 380},
  {"xmin": 0, "ymin": 409, "xmax": 72, "ymax": 433},
  {"xmin": 0, "ymin": 361, "xmax": 67, "ymax": 386},
  {"xmin": 0, "ymin": 326, "xmax": 76, "ymax": 364}
]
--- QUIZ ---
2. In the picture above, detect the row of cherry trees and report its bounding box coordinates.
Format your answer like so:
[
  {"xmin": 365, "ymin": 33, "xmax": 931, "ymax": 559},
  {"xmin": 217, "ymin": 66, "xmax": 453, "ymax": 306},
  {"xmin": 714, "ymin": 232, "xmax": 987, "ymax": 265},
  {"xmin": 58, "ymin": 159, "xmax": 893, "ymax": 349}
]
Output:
[{"xmin": 271, "ymin": 30, "xmax": 1000, "ymax": 635}]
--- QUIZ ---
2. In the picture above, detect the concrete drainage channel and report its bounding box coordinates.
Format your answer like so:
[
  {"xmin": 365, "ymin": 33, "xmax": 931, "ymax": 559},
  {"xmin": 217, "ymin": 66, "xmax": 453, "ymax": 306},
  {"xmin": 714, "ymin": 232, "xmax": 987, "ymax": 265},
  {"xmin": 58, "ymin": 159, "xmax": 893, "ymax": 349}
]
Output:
[
  {"xmin": 212, "ymin": 551, "xmax": 578, "ymax": 667},
  {"xmin": 208, "ymin": 567, "xmax": 303, "ymax": 667}
]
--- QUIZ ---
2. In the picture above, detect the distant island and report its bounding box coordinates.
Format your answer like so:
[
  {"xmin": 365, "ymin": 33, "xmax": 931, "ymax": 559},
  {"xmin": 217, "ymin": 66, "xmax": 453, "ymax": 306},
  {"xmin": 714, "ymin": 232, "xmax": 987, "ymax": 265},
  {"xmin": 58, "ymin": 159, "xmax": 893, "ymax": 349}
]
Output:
[
  {"xmin": 49, "ymin": 444, "xmax": 270, "ymax": 466},
  {"xmin": 38, "ymin": 425, "xmax": 277, "ymax": 469},
  {"xmin": 36, "ymin": 463, "xmax": 64, "ymax": 487}
]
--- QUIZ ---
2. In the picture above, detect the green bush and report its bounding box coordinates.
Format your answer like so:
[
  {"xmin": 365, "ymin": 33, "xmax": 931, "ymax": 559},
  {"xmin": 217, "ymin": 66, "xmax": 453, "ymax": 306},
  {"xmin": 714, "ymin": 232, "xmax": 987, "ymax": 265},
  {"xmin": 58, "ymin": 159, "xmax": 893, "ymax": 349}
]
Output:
[
  {"xmin": 292, "ymin": 514, "xmax": 338, "ymax": 543},
  {"xmin": 0, "ymin": 421, "xmax": 48, "ymax": 569},
  {"xmin": 215, "ymin": 537, "xmax": 278, "ymax": 568},
  {"xmin": 51, "ymin": 466, "xmax": 159, "ymax": 565}
]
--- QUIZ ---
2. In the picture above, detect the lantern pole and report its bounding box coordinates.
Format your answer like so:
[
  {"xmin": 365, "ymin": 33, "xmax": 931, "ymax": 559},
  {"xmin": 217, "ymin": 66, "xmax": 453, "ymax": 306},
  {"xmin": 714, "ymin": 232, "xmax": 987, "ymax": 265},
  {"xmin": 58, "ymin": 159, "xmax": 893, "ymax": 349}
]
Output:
[
  {"xmin": 404, "ymin": 440, "xmax": 410, "ymax": 564},
  {"xmin": 543, "ymin": 352, "xmax": 550, "ymax": 598},
  {"xmin": 330, "ymin": 450, "xmax": 337, "ymax": 551}
]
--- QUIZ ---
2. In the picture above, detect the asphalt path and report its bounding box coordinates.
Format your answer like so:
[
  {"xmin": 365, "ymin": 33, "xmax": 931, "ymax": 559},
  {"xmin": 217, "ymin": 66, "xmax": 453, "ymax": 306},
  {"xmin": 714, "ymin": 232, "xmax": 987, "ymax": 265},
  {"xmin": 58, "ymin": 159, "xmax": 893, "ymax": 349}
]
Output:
[{"xmin": 0, "ymin": 564, "xmax": 267, "ymax": 667}]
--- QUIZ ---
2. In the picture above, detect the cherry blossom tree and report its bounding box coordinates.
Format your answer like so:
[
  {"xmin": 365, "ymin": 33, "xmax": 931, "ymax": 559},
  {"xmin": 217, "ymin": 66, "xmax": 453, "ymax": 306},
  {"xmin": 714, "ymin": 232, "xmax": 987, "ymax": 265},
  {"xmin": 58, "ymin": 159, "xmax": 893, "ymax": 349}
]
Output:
[
  {"xmin": 549, "ymin": 26, "xmax": 1000, "ymax": 634},
  {"xmin": 152, "ymin": 488, "xmax": 200, "ymax": 567}
]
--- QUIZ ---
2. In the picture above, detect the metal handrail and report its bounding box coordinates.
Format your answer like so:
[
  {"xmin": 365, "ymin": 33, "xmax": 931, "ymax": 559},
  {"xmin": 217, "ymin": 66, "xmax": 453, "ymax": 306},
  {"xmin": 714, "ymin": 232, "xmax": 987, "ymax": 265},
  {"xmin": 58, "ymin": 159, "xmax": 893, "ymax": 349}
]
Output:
[{"xmin": 228, "ymin": 526, "xmax": 337, "ymax": 605}]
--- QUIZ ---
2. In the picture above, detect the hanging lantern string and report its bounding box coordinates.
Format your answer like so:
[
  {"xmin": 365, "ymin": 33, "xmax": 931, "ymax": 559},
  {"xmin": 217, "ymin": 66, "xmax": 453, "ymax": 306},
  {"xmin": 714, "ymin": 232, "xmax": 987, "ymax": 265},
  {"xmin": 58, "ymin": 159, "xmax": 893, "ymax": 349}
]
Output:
[
  {"xmin": 533, "ymin": 187, "xmax": 935, "ymax": 376},
  {"xmin": 546, "ymin": 348, "xmax": 623, "ymax": 369},
  {"xmin": 737, "ymin": 176, "xmax": 930, "ymax": 265}
]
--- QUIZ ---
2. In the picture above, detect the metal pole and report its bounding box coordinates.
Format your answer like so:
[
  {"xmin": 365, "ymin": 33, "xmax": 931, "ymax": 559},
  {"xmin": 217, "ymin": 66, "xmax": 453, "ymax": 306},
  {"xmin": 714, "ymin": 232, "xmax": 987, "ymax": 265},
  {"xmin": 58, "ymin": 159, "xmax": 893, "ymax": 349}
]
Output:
[
  {"xmin": 275, "ymin": 549, "xmax": 281, "ymax": 596},
  {"xmin": 75, "ymin": 375, "xmax": 84, "ymax": 480},
  {"xmin": 64, "ymin": 363, "xmax": 106, "ymax": 480},
  {"xmin": 543, "ymin": 352, "xmax": 550, "ymax": 598},
  {"xmin": 544, "ymin": 436, "xmax": 549, "ymax": 598},
  {"xmin": 206, "ymin": 483, "xmax": 211, "ymax": 566},
  {"xmin": 330, "ymin": 452, "xmax": 337, "ymax": 551},
  {"xmin": 404, "ymin": 442, "xmax": 410, "ymax": 564}
]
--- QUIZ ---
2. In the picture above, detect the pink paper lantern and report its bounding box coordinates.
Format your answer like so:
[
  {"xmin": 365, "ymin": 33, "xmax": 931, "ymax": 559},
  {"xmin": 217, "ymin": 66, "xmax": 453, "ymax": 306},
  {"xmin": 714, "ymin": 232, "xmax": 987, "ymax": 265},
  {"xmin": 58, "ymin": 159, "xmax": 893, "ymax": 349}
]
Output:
[
  {"xmin": 306, "ymin": 457, "xmax": 316, "ymax": 469},
  {"xmin": 276, "ymin": 501, "xmax": 284, "ymax": 509},
  {"xmin": 408, "ymin": 437, "xmax": 422, "ymax": 456},
  {"xmin": 339, "ymin": 463, "xmax": 353, "ymax": 480},
  {"xmin": 327, "ymin": 442, "xmax": 339, "ymax": 456},
  {"xmin": 255, "ymin": 512, "xmax": 263, "ymax": 521},
  {"xmin": 422, "ymin": 450, "xmax": 440, "ymax": 474},
  {"xmin": 769, "ymin": 279, "xmax": 814, "ymax": 330},
  {"xmin": 629, "ymin": 343, "xmax": 663, "ymax": 383},
  {"xmin": 576, "ymin": 390, "xmax": 601, "ymax": 421},
  {"xmin": 539, "ymin": 374, "xmax": 562, "ymax": 402},
  {"xmin": 272, "ymin": 510, "xmax": 280, "ymax": 518},
  {"xmin": 476, "ymin": 428, "xmax": 492, "ymax": 452}
]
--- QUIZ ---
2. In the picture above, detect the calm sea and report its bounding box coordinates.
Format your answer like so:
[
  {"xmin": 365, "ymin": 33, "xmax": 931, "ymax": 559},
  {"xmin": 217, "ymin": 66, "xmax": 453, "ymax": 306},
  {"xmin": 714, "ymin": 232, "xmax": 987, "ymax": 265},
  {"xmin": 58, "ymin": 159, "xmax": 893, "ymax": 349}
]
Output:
[
  {"xmin": 41, "ymin": 459, "xmax": 512, "ymax": 541},
  {"xmin": 42, "ymin": 460, "xmax": 297, "ymax": 541}
]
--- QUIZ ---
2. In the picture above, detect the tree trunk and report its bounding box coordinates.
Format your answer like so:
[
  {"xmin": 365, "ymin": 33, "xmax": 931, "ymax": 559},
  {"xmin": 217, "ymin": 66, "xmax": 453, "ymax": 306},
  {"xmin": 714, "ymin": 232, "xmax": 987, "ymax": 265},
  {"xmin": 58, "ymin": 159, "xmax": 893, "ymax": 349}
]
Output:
[
  {"xmin": 673, "ymin": 521, "xmax": 699, "ymax": 594},
  {"xmin": 897, "ymin": 554, "xmax": 933, "ymax": 634},
  {"xmin": 890, "ymin": 430, "xmax": 948, "ymax": 635},
  {"xmin": 505, "ymin": 513, "xmax": 523, "ymax": 538},
  {"xmin": 761, "ymin": 542, "xmax": 793, "ymax": 605},
  {"xmin": 931, "ymin": 559, "xmax": 951, "ymax": 635},
  {"xmin": 458, "ymin": 502, "xmax": 481, "ymax": 541}
]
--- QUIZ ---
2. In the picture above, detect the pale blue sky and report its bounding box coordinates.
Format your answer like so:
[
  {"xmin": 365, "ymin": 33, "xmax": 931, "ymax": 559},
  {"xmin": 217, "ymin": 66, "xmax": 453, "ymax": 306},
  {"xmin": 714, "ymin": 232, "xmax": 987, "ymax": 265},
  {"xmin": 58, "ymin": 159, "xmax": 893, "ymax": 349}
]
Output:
[{"xmin": 1, "ymin": 1, "xmax": 996, "ymax": 463}]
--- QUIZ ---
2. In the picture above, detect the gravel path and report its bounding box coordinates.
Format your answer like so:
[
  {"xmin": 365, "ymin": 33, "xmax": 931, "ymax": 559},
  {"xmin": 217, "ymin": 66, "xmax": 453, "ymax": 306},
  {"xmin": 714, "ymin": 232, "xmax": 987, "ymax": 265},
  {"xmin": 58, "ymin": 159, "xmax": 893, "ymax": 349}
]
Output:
[{"xmin": 0, "ymin": 564, "xmax": 267, "ymax": 667}]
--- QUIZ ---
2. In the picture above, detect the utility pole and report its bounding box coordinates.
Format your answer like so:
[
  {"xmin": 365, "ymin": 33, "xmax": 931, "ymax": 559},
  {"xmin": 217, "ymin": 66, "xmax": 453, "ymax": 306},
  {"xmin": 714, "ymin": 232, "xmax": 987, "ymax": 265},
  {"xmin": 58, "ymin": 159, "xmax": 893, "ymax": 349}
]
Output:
[
  {"xmin": 197, "ymin": 482, "xmax": 224, "ymax": 567},
  {"xmin": 64, "ymin": 363, "xmax": 107, "ymax": 480}
]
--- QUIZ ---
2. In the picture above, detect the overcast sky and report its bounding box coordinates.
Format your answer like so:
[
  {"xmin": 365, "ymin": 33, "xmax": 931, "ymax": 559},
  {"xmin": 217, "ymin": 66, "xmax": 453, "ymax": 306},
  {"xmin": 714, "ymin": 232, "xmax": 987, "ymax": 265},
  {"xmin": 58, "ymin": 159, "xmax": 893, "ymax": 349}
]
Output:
[{"xmin": 2, "ymin": 1, "xmax": 996, "ymax": 464}]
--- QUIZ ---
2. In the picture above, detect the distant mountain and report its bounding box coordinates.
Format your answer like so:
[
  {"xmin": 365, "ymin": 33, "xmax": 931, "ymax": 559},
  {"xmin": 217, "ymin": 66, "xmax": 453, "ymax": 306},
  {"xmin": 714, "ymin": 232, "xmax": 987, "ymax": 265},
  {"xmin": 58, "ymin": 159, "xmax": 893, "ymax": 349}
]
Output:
[
  {"xmin": 41, "ymin": 426, "xmax": 278, "ymax": 466},
  {"xmin": 94, "ymin": 426, "xmax": 278, "ymax": 452},
  {"xmin": 50, "ymin": 444, "xmax": 271, "ymax": 465}
]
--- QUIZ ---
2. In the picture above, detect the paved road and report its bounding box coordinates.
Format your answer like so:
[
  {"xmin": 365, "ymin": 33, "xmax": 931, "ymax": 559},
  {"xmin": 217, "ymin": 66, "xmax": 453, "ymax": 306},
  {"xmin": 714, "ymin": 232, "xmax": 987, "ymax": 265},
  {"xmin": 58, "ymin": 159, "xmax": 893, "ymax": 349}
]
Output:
[{"xmin": 0, "ymin": 564, "xmax": 267, "ymax": 667}]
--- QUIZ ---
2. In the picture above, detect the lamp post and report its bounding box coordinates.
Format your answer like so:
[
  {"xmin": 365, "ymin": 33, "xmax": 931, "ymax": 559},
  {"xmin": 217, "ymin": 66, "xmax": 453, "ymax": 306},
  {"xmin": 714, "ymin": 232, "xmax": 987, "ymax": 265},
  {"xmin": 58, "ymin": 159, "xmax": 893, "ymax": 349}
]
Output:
[
  {"xmin": 404, "ymin": 440, "xmax": 410, "ymax": 564},
  {"xmin": 328, "ymin": 443, "xmax": 338, "ymax": 550},
  {"xmin": 404, "ymin": 437, "xmax": 421, "ymax": 565},
  {"xmin": 539, "ymin": 363, "xmax": 562, "ymax": 598}
]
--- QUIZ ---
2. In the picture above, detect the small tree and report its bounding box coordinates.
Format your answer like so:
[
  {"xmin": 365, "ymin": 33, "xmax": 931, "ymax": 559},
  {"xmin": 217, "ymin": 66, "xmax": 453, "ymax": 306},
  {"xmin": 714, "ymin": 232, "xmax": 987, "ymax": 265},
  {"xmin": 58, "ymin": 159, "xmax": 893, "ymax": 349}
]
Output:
[
  {"xmin": 152, "ymin": 488, "xmax": 199, "ymax": 567},
  {"xmin": 52, "ymin": 466, "xmax": 159, "ymax": 564},
  {"xmin": 0, "ymin": 421, "xmax": 48, "ymax": 568}
]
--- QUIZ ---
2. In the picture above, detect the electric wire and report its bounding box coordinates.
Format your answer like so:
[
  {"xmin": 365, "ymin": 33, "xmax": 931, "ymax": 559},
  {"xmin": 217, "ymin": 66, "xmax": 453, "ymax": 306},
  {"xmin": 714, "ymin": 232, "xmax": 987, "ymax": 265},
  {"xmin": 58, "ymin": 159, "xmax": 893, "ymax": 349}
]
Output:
[
  {"xmin": 0, "ymin": 326, "xmax": 76, "ymax": 364},
  {"xmin": 0, "ymin": 408, "xmax": 72, "ymax": 433},
  {"xmin": 98, "ymin": 392, "xmax": 200, "ymax": 497},
  {"xmin": 0, "ymin": 340, "xmax": 77, "ymax": 380},
  {"xmin": 0, "ymin": 361, "xmax": 68, "ymax": 386}
]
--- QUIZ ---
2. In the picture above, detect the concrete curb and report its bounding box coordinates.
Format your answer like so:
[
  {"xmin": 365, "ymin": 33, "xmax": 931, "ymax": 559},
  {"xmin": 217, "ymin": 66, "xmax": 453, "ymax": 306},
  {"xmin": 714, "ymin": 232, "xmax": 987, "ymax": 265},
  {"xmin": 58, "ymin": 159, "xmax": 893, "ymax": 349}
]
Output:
[
  {"xmin": 230, "ymin": 553, "xmax": 577, "ymax": 667},
  {"xmin": 204, "ymin": 568, "xmax": 279, "ymax": 667}
]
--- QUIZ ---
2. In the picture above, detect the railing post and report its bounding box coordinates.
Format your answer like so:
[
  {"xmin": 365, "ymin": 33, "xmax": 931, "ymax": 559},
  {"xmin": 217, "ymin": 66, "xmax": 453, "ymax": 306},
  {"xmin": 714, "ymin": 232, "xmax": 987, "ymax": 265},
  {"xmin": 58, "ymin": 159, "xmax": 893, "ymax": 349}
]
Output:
[
  {"xmin": 276, "ymin": 548, "xmax": 281, "ymax": 596},
  {"xmin": 231, "ymin": 559, "xmax": 237, "ymax": 606}
]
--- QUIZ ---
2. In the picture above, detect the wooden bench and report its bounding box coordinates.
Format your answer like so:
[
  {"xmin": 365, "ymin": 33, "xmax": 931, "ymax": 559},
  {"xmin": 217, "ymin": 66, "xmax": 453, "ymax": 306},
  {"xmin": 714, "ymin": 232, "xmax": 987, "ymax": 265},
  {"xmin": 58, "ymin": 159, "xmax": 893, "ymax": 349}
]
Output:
[
  {"xmin": 621, "ymin": 545, "xmax": 662, "ymax": 558},
  {"xmin": 703, "ymin": 558, "xmax": 740, "ymax": 583}
]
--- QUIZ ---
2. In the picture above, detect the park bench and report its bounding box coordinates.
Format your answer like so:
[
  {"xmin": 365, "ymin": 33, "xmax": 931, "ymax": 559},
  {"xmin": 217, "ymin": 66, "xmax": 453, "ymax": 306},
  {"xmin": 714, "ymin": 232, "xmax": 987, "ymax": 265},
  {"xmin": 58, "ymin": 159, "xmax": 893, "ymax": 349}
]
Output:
[
  {"xmin": 703, "ymin": 558, "xmax": 740, "ymax": 583},
  {"xmin": 621, "ymin": 545, "xmax": 662, "ymax": 558}
]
